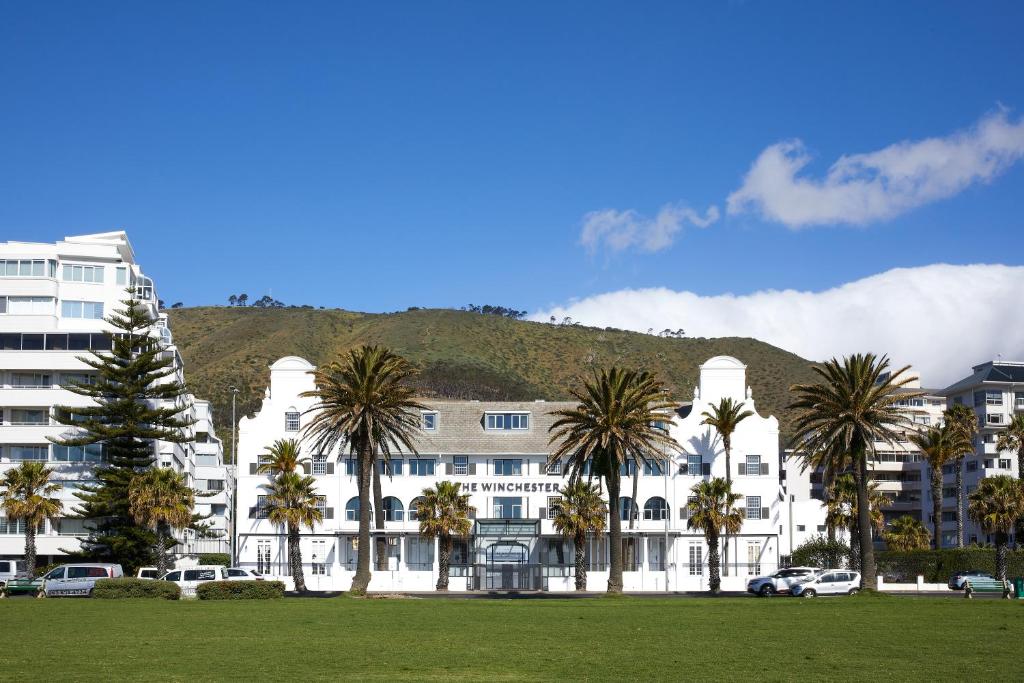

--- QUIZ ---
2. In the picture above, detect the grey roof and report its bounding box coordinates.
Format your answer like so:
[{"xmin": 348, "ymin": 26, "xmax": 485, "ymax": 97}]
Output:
[
  {"xmin": 405, "ymin": 400, "xmax": 577, "ymax": 455},
  {"xmin": 941, "ymin": 361, "xmax": 1024, "ymax": 395}
]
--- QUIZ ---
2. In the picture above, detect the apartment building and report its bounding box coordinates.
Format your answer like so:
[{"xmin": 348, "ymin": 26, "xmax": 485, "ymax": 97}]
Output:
[
  {"xmin": 0, "ymin": 232, "xmax": 229, "ymax": 565},
  {"xmin": 235, "ymin": 355, "xmax": 786, "ymax": 592}
]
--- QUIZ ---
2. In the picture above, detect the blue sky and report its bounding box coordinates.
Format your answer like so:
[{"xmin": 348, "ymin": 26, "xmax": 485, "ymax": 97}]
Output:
[{"xmin": 1, "ymin": 1, "xmax": 1022, "ymax": 335}]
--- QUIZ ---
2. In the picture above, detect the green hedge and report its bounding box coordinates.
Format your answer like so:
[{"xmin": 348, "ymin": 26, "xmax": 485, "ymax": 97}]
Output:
[
  {"xmin": 196, "ymin": 580, "xmax": 285, "ymax": 600},
  {"xmin": 92, "ymin": 578, "xmax": 181, "ymax": 600},
  {"xmin": 198, "ymin": 553, "xmax": 230, "ymax": 567},
  {"xmin": 876, "ymin": 548, "xmax": 1024, "ymax": 582}
]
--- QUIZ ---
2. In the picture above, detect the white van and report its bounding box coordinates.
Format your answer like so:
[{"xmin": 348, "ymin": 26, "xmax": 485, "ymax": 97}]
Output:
[
  {"xmin": 161, "ymin": 565, "xmax": 228, "ymax": 597},
  {"xmin": 136, "ymin": 567, "xmax": 160, "ymax": 580},
  {"xmin": 41, "ymin": 563, "xmax": 124, "ymax": 597},
  {"xmin": 0, "ymin": 559, "xmax": 26, "ymax": 587}
]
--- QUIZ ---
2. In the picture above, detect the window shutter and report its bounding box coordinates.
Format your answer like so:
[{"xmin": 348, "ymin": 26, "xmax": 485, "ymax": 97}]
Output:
[
  {"xmin": 445, "ymin": 463, "xmax": 453, "ymax": 475},
  {"xmin": 760, "ymin": 462, "xmax": 769, "ymax": 476},
  {"xmin": 249, "ymin": 463, "xmax": 257, "ymax": 475},
  {"xmin": 738, "ymin": 462, "xmax": 744, "ymax": 476},
  {"xmin": 325, "ymin": 508, "xmax": 334, "ymax": 520},
  {"xmin": 249, "ymin": 506, "xmax": 257, "ymax": 519},
  {"xmin": 301, "ymin": 462, "xmax": 311, "ymax": 475},
  {"xmin": 739, "ymin": 508, "xmax": 747, "ymax": 518},
  {"xmin": 678, "ymin": 463, "xmax": 687, "ymax": 475},
  {"xmin": 679, "ymin": 507, "xmax": 688, "ymax": 520},
  {"xmin": 468, "ymin": 463, "xmax": 477, "ymax": 475},
  {"xmin": 468, "ymin": 509, "xmax": 476, "ymax": 520},
  {"xmin": 539, "ymin": 507, "xmax": 547, "ymax": 519},
  {"xmin": 326, "ymin": 463, "xmax": 335, "ymax": 475},
  {"xmin": 701, "ymin": 463, "xmax": 711, "ymax": 476},
  {"xmin": 761, "ymin": 507, "xmax": 769, "ymax": 520}
]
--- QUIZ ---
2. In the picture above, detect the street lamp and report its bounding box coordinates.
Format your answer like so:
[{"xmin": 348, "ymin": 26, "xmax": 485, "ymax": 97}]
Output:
[{"xmin": 229, "ymin": 385, "xmax": 240, "ymax": 566}]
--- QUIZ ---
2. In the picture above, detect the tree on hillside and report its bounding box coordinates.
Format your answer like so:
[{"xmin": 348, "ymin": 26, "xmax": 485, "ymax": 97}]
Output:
[
  {"xmin": 0, "ymin": 462, "xmax": 63, "ymax": 576},
  {"xmin": 789, "ymin": 354, "xmax": 919, "ymax": 591},
  {"xmin": 171, "ymin": 302, "xmax": 183, "ymax": 309},
  {"xmin": 301, "ymin": 346, "xmax": 425, "ymax": 595},
  {"xmin": 548, "ymin": 367, "xmax": 677, "ymax": 593},
  {"xmin": 945, "ymin": 404, "xmax": 978, "ymax": 548},
  {"xmin": 416, "ymin": 481, "xmax": 474, "ymax": 591},
  {"xmin": 552, "ymin": 480, "xmax": 607, "ymax": 591},
  {"xmin": 228, "ymin": 295, "xmax": 238, "ymax": 307},
  {"xmin": 49, "ymin": 295, "xmax": 195, "ymax": 572},
  {"xmin": 237, "ymin": 293, "xmax": 248, "ymax": 306},
  {"xmin": 687, "ymin": 478, "xmax": 743, "ymax": 594},
  {"xmin": 128, "ymin": 468, "xmax": 195, "ymax": 578}
]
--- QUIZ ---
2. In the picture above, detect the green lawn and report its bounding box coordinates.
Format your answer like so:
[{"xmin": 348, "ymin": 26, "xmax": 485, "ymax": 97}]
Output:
[{"xmin": 1, "ymin": 595, "xmax": 1020, "ymax": 681}]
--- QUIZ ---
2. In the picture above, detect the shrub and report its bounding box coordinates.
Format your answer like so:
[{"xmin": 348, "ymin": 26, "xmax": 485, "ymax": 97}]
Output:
[
  {"xmin": 198, "ymin": 553, "xmax": 230, "ymax": 567},
  {"xmin": 791, "ymin": 535, "xmax": 851, "ymax": 569},
  {"xmin": 875, "ymin": 548, "xmax": 1024, "ymax": 582},
  {"xmin": 196, "ymin": 580, "xmax": 285, "ymax": 600},
  {"xmin": 92, "ymin": 578, "xmax": 181, "ymax": 600}
]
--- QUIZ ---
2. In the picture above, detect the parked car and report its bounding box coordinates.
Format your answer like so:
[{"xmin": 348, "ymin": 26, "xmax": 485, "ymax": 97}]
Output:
[
  {"xmin": 161, "ymin": 565, "xmax": 228, "ymax": 597},
  {"xmin": 0, "ymin": 559, "xmax": 26, "ymax": 588},
  {"xmin": 747, "ymin": 567, "xmax": 821, "ymax": 596},
  {"xmin": 136, "ymin": 567, "xmax": 160, "ymax": 580},
  {"xmin": 40, "ymin": 563, "xmax": 124, "ymax": 597},
  {"xmin": 790, "ymin": 570, "xmax": 861, "ymax": 597},
  {"xmin": 948, "ymin": 569, "xmax": 995, "ymax": 590},
  {"xmin": 225, "ymin": 567, "xmax": 264, "ymax": 581}
]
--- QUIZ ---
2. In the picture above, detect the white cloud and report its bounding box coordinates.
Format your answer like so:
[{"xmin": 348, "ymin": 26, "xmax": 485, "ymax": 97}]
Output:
[
  {"xmin": 531, "ymin": 264, "xmax": 1024, "ymax": 388},
  {"xmin": 727, "ymin": 110, "xmax": 1024, "ymax": 228},
  {"xmin": 580, "ymin": 203, "xmax": 719, "ymax": 253}
]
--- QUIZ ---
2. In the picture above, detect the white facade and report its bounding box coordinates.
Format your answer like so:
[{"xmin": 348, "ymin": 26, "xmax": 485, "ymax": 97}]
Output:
[
  {"xmin": 235, "ymin": 355, "xmax": 787, "ymax": 592},
  {"xmin": 0, "ymin": 232, "xmax": 228, "ymax": 564}
]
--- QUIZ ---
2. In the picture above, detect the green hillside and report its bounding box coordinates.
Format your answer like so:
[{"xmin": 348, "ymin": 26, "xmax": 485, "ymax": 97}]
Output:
[{"xmin": 166, "ymin": 307, "xmax": 818, "ymax": 438}]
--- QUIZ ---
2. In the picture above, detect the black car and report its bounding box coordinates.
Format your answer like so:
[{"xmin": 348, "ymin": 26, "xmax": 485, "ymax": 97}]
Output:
[{"xmin": 948, "ymin": 569, "xmax": 994, "ymax": 590}]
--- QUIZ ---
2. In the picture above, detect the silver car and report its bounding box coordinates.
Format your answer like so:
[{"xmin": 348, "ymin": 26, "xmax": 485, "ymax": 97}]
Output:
[{"xmin": 41, "ymin": 563, "xmax": 124, "ymax": 597}]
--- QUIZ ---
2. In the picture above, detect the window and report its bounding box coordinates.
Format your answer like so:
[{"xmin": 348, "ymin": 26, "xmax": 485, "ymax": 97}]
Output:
[
  {"xmin": 643, "ymin": 497, "xmax": 668, "ymax": 521},
  {"xmin": 746, "ymin": 496, "xmax": 762, "ymax": 520},
  {"xmin": 686, "ymin": 454, "xmax": 702, "ymax": 475},
  {"xmin": 493, "ymin": 459, "xmax": 522, "ymax": 476},
  {"xmin": 643, "ymin": 460, "xmax": 665, "ymax": 476},
  {"xmin": 618, "ymin": 497, "xmax": 638, "ymax": 521},
  {"xmin": 689, "ymin": 543, "xmax": 704, "ymax": 575},
  {"xmin": 485, "ymin": 412, "xmax": 529, "ymax": 430},
  {"xmin": 62, "ymin": 264, "xmax": 105, "ymax": 283},
  {"xmin": 408, "ymin": 458, "xmax": 435, "ymax": 476},
  {"xmin": 284, "ymin": 411, "xmax": 300, "ymax": 431},
  {"xmin": 9, "ymin": 445, "xmax": 48, "ymax": 461},
  {"xmin": 345, "ymin": 497, "xmax": 362, "ymax": 521},
  {"xmin": 421, "ymin": 412, "xmax": 438, "ymax": 430},
  {"xmin": 312, "ymin": 455, "xmax": 327, "ymax": 475},
  {"xmin": 1, "ymin": 296, "xmax": 54, "ymax": 315},
  {"xmin": 943, "ymin": 486, "xmax": 957, "ymax": 499},
  {"xmin": 817, "ymin": 525, "xmax": 827, "ymax": 532},
  {"xmin": 1016, "ymin": 392, "xmax": 1024, "ymax": 408},
  {"xmin": 999, "ymin": 458, "xmax": 1011, "ymax": 469},
  {"xmin": 382, "ymin": 497, "xmax": 404, "ymax": 522},
  {"xmin": 453, "ymin": 455, "xmax": 468, "ymax": 476},
  {"xmin": 546, "ymin": 458, "xmax": 561, "ymax": 475},
  {"xmin": 913, "ymin": 415, "xmax": 931, "ymax": 425},
  {"xmin": 52, "ymin": 444, "xmax": 104, "ymax": 462},
  {"xmin": 256, "ymin": 495, "xmax": 270, "ymax": 519},
  {"xmin": 986, "ymin": 414, "xmax": 1002, "ymax": 425},
  {"xmin": 619, "ymin": 461, "xmax": 637, "ymax": 477},
  {"xmin": 116, "ymin": 267, "xmax": 127, "ymax": 285},
  {"xmin": 648, "ymin": 537, "xmax": 667, "ymax": 571},
  {"xmin": 1, "ymin": 259, "xmax": 53, "ymax": 277},
  {"xmin": 492, "ymin": 496, "xmax": 523, "ymax": 519},
  {"xmin": 966, "ymin": 461, "xmax": 979, "ymax": 473},
  {"xmin": 986, "ymin": 391, "xmax": 1003, "ymax": 406},
  {"xmin": 747, "ymin": 542, "xmax": 762, "ymax": 575},
  {"xmin": 378, "ymin": 459, "xmax": 403, "ymax": 476},
  {"xmin": 310, "ymin": 539, "xmax": 327, "ymax": 575},
  {"xmin": 408, "ymin": 497, "xmax": 425, "ymax": 522},
  {"xmin": 544, "ymin": 538, "xmax": 567, "ymax": 566},
  {"xmin": 11, "ymin": 373, "xmax": 51, "ymax": 388},
  {"xmin": 344, "ymin": 459, "xmax": 357, "ymax": 476},
  {"xmin": 745, "ymin": 455, "xmax": 762, "ymax": 476},
  {"xmin": 61, "ymin": 300, "xmax": 104, "ymax": 319},
  {"xmin": 546, "ymin": 496, "xmax": 561, "ymax": 519},
  {"xmin": 375, "ymin": 536, "xmax": 401, "ymax": 568},
  {"xmin": 796, "ymin": 524, "xmax": 806, "ymax": 532},
  {"xmin": 407, "ymin": 537, "xmax": 434, "ymax": 570},
  {"xmin": 257, "ymin": 540, "xmax": 272, "ymax": 575},
  {"xmin": 621, "ymin": 537, "xmax": 640, "ymax": 571},
  {"xmin": 314, "ymin": 496, "xmax": 327, "ymax": 518},
  {"xmin": 10, "ymin": 409, "xmax": 48, "ymax": 425}
]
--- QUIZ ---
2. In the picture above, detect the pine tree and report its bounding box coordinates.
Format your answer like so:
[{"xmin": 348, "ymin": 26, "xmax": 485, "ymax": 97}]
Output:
[{"xmin": 49, "ymin": 294, "xmax": 194, "ymax": 571}]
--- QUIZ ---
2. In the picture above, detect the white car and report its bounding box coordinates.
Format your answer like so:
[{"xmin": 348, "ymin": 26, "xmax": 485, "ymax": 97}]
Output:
[
  {"xmin": 747, "ymin": 567, "xmax": 821, "ymax": 596},
  {"xmin": 160, "ymin": 565, "xmax": 228, "ymax": 597},
  {"xmin": 790, "ymin": 570, "xmax": 862, "ymax": 597},
  {"xmin": 224, "ymin": 567, "xmax": 264, "ymax": 581}
]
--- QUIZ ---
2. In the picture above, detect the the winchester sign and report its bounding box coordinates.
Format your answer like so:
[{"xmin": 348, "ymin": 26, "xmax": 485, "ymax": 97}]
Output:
[{"xmin": 463, "ymin": 481, "xmax": 562, "ymax": 493}]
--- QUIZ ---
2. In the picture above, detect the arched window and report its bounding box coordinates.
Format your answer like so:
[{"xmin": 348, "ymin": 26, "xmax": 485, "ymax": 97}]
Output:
[
  {"xmin": 382, "ymin": 496, "xmax": 404, "ymax": 522},
  {"xmin": 487, "ymin": 542, "xmax": 529, "ymax": 564},
  {"xmin": 408, "ymin": 496, "xmax": 426, "ymax": 522},
  {"xmin": 618, "ymin": 497, "xmax": 638, "ymax": 521},
  {"xmin": 345, "ymin": 497, "xmax": 370, "ymax": 521},
  {"xmin": 643, "ymin": 496, "xmax": 668, "ymax": 521}
]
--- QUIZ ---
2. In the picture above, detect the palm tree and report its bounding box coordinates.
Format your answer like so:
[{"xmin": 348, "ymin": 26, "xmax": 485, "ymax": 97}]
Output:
[
  {"xmin": 825, "ymin": 473, "xmax": 884, "ymax": 568},
  {"xmin": 0, "ymin": 462, "xmax": 63, "ymax": 576},
  {"xmin": 416, "ymin": 481, "xmax": 474, "ymax": 591},
  {"xmin": 686, "ymin": 478, "xmax": 743, "ymax": 594},
  {"xmin": 548, "ymin": 367, "xmax": 677, "ymax": 594},
  {"xmin": 968, "ymin": 475, "xmax": 1024, "ymax": 581},
  {"xmin": 256, "ymin": 438, "xmax": 309, "ymax": 476},
  {"xmin": 263, "ymin": 471, "xmax": 323, "ymax": 592},
  {"xmin": 945, "ymin": 404, "xmax": 978, "ymax": 548},
  {"xmin": 301, "ymin": 345, "xmax": 425, "ymax": 595},
  {"xmin": 551, "ymin": 481, "xmax": 607, "ymax": 591},
  {"xmin": 883, "ymin": 515, "xmax": 931, "ymax": 551},
  {"xmin": 700, "ymin": 396, "xmax": 753, "ymax": 574},
  {"xmin": 789, "ymin": 353, "xmax": 919, "ymax": 591},
  {"xmin": 912, "ymin": 423, "xmax": 967, "ymax": 550},
  {"xmin": 127, "ymin": 468, "xmax": 196, "ymax": 578}
]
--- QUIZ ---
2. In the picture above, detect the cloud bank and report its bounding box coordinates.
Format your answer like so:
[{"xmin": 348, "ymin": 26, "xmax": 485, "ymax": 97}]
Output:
[
  {"xmin": 531, "ymin": 264, "xmax": 1024, "ymax": 388},
  {"xmin": 580, "ymin": 204, "xmax": 719, "ymax": 253},
  {"xmin": 727, "ymin": 110, "xmax": 1024, "ymax": 228}
]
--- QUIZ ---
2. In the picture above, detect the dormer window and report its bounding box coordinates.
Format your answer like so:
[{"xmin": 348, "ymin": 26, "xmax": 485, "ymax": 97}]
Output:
[
  {"xmin": 485, "ymin": 412, "xmax": 529, "ymax": 431},
  {"xmin": 285, "ymin": 411, "xmax": 300, "ymax": 432},
  {"xmin": 422, "ymin": 412, "xmax": 438, "ymax": 431}
]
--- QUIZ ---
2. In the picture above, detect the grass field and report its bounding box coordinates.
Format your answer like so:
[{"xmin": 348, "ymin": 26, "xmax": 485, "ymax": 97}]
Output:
[{"xmin": 1, "ymin": 595, "xmax": 1020, "ymax": 681}]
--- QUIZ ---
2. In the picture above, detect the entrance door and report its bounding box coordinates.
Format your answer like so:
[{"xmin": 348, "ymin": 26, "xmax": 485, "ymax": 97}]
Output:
[{"xmin": 486, "ymin": 542, "xmax": 528, "ymax": 589}]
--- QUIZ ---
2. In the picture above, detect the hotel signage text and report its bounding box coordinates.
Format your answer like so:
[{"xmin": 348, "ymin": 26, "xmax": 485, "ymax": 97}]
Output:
[{"xmin": 464, "ymin": 481, "xmax": 561, "ymax": 493}]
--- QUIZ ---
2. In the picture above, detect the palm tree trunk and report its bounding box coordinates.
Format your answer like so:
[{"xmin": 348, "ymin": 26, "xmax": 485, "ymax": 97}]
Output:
[
  {"xmin": 995, "ymin": 532, "xmax": 1008, "ymax": 581},
  {"xmin": 853, "ymin": 450, "xmax": 877, "ymax": 590},
  {"xmin": 373, "ymin": 464, "xmax": 388, "ymax": 571},
  {"xmin": 575, "ymin": 531, "xmax": 588, "ymax": 591},
  {"xmin": 707, "ymin": 531, "xmax": 721, "ymax": 594},
  {"xmin": 24, "ymin": 520, "xmax": 37, "ymax": 577},
  {"xmin": 289, "ymin": 523, "xmax": 306, "ymax": 592},
  {"xmin": 155, "ymin": 523, "xmax": 169, "ymax": 577},
  {"xmin": 722, "ymin": 443, "xmax": 731, "ymax": 578},
  {"xmin": 436, "ymin": 535, "xmax": 451, "ymax": 591},
  {"xmin": 930, "ymin": 465, "xmax": 942, "ymax": 551},
  {"xmin": 351, "ymin": 440, "xmax": 373, "ymax": 595},
  {"xmin": 606, "ymin": 471, "xmax": 623, "ymax": 594},
  {"xmin": 824, "ymin": 469, "xmax": 836, "ymax": 542},
  {"xmin": 955, "ymin": 457, "xmax": 965, "ymax": 548}
]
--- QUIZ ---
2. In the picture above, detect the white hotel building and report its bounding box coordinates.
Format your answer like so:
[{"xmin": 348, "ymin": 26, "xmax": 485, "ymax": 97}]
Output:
[
  {"xmin": 236, "ymin": 355, "xmax": 788, "ymax": 592},
  {"xmin": 0, "ymin": 232, "xmax": 231, "ymax": 565}
]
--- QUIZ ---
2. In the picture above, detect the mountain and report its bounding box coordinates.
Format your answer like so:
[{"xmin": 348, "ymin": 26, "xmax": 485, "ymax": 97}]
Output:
[{"xmin": 166, "ymin": 307, "xmax": 819, "ymax": 439}]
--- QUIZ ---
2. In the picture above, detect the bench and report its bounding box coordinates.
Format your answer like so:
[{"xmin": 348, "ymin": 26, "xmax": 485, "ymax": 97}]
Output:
[
  {"xmin": 964, "ymin": 577, "xmax": 1011, "ymax": 599},
  {"xmin": 0, "ymin": 578, "xmax": 42, "ymax": 598}
]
